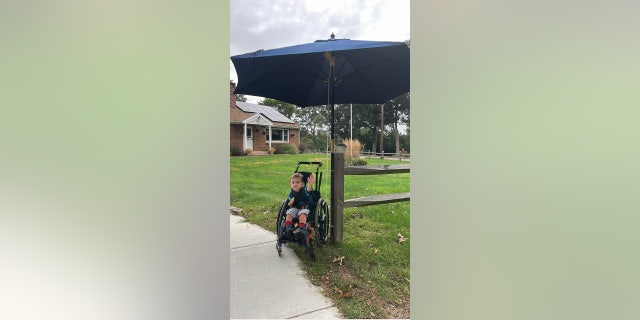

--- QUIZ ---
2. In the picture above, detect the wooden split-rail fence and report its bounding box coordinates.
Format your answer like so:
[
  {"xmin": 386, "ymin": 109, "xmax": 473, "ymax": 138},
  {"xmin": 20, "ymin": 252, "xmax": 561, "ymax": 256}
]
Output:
[{"xmin": 330, "ymin": 153, "xmax": 410, "ymax": 243}]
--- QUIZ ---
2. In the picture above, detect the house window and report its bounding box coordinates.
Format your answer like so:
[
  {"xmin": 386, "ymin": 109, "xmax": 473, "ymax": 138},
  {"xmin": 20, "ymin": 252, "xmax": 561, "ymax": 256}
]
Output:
[{"xmin": 269, "ymin": 128, "xmax": 289, "ymax": 143}]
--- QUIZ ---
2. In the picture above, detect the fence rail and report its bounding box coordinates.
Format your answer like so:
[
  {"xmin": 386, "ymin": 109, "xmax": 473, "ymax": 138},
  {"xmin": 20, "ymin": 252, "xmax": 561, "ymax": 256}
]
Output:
[
  {"xmin": 362, "ymin": 151, "xmax": 411, "ymax": 160},
  {"xmin": 303, "ymin": 150, "xmax": 411, "ymax": 160},
  {"xmin": 344, "ymin": 164, "xmax": 410, "ymax": 175},
  {"xmin": 344, "ymin": 192, "xmax": 411, "ymax": 208},
  {"xmin": 331, "ymin": 153, "xmax": 410, "ymax": 243}
]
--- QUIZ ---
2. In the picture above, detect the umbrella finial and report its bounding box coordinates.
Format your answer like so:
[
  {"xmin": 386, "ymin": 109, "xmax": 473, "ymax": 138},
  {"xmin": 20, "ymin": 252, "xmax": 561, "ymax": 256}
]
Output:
[{"xmin": 330, "ymin": 32, "xmax": 335, "ymax": 39}]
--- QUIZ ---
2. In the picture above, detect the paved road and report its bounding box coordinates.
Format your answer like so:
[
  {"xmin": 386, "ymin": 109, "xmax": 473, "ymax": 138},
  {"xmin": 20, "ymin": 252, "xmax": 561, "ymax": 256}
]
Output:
[{"xmin": 230, "ymin": 213, "xmax": 343, "ymax": 319}]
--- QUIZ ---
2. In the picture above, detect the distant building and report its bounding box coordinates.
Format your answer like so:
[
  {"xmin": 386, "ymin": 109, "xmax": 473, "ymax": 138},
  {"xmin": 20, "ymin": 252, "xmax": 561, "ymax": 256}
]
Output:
[{"xmin": 230, "ymin": 83, "xmax": 300, "ymax": 154}]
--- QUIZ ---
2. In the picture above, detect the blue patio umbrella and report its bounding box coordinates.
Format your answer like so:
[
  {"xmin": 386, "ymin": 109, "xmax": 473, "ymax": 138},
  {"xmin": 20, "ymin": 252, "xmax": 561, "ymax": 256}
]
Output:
[
  {"xmin": 231, "ymin": 34, "xmax": 409, "ymax": 108},
  {"xmin": 231, "ymin": 34, "xmax": 409, "ymax": 241}
]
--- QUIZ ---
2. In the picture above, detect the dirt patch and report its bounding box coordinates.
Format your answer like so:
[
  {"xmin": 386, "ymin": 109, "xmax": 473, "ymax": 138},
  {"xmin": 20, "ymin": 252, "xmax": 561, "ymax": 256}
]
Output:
[
  {"xmin": 356, "ymin": 287, "xmax": 410, "ymax": 319},
  {"xmin": 336, "ymin": 266, "xmax": 354, "ymax": 282},
  {"xmin": 382, "ymin": 296, "xmax": 410, "ymax": 319},
  {"xmin": 314, "ymin": 266, "xmax": 410, "ymax": 319},
  {"xmin": 359, "ymin": 290, "xmax": 409, "ymax": 319}
]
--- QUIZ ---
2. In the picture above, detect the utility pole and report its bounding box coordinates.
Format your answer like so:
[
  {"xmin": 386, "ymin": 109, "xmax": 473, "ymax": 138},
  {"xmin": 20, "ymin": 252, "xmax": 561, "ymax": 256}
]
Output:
[{"xmin": 350, "ymin": 103, "xmax": 353, "ymax": 165}]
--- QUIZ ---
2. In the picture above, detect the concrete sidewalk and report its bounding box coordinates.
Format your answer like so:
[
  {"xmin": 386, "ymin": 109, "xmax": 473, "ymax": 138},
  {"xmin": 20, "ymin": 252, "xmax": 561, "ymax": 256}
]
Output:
[{"xmin": 230, "ymin": 213, "xmax": 343, "ymax": 319}]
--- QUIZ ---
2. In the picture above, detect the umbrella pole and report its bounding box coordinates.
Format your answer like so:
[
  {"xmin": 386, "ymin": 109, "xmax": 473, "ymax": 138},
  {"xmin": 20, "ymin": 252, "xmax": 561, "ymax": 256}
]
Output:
[{"xmin": 329, "ymin": 64, "xmax": 343, "ymax": 244}]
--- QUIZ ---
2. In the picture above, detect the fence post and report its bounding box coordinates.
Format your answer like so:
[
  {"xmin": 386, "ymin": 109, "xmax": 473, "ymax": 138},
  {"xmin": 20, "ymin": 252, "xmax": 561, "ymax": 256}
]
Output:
[{"xmin": 331, "ymin": 151, "xmax": 344, "ymax": 243}]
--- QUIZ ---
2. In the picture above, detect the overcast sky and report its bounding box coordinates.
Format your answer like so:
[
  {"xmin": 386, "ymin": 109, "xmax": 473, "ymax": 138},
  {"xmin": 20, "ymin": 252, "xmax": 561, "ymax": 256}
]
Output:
[{"xmin": 230, "ymin": 0, "xmax": 410, "ymax": 103}]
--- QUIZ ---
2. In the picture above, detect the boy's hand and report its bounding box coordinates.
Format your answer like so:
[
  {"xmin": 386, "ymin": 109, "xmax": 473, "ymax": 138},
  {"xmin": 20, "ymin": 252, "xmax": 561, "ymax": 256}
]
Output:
[
  {"xmin": 288, "ymin": 198, "xmax": 294, "ymax": 207},
  {"xmin": 308, "ymin": 173, "xmax": 315, "ymax": 184}
]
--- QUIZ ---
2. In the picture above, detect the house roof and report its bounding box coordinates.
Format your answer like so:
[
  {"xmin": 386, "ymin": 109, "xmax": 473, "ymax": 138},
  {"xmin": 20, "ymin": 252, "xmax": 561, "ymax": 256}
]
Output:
[
  {"xmin": 236, "ymin": 102, "xmax": 294, "ymax": 123},
  {"xmin": 231, "ymin": 101, "xmax": 299, "ymax": 128},
  {"xmin": 243, "ymin": 113, "xmax": 273, "ymax": 126}
]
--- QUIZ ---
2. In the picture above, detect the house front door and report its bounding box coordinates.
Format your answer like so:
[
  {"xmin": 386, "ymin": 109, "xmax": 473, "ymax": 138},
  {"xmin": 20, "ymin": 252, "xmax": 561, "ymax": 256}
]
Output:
[{"xmin": 244, "ymin": 127, "xmax": 253, "ymax": 151}]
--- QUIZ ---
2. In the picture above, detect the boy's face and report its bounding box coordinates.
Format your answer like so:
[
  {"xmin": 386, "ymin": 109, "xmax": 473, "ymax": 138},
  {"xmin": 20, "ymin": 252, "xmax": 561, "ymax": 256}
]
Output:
[{"xmin": 290, "ymin": 177, "xmax": 303, "ymax": 192}]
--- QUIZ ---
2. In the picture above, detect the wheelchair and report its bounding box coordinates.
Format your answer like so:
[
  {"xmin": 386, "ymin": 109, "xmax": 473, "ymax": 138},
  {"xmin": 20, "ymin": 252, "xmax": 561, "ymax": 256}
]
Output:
[{"xmin": 276, "ymin": 161, "xmax": 330, "ymax": 258}]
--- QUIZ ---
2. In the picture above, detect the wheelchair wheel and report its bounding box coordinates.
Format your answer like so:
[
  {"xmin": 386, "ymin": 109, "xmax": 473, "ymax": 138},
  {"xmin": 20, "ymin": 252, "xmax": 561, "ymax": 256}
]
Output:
[
  {"xmin": 315, "ymin": 199, "xmax": 330, "ymax": 245},
  {"xmin": 275, "ymin": 200, "xmax": 288, "ymax": 256},
  {"xmin": 309, "ymin": 245, "xmax": 316, "ymax": 259}
]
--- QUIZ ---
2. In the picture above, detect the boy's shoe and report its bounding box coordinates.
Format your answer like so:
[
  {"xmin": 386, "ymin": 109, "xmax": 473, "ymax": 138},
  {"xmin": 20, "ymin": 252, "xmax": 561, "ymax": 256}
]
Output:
[
  {"xmin": 296, "ymin": 228, "xmax": 307, "ymax": 244},
  {"xmin": 290, "ymin": 227, "xmax": 300, "ymax": 241},
  {"xmin": 285, "ymin": 226, "xmax": 293, "ymax": 240}
]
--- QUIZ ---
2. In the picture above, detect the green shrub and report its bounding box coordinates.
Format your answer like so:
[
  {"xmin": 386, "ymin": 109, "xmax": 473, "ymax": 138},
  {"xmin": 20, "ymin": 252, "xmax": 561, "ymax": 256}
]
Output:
[
  {"xmin": 273, "ymin": 144, "xmax": 298, "ymax": 155},
  {"xmin": 282, "ymin": 144, "xmax": 298, "ymax": 155},
  {"xmin": 273, "ymin": 144, "xmax": 285, "ymax": 154},
  {"xmin": 298, "ymin": 141, "xmax": 307, "ymax": 153},
  {"xmin": 230, "ymin": 145, "xmax": 246, "ymax": 156},
  {"xmin": 349, "ymin": 158, "xmax": 368, "ymax": 166}
]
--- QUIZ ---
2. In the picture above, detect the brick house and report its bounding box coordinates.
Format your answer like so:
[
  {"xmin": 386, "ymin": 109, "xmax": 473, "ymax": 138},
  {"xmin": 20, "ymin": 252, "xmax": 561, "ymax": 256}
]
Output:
[{"xmin": 230, "ymin": 84, "xmax": 300, "ymax": 154}]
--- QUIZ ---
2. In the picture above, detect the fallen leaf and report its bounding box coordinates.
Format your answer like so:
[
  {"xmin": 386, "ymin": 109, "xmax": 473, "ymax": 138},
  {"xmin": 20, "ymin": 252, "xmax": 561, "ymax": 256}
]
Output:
[
  {"xmin": 374, "ymin": 248, "xmax": 379, "ymax": 254},
  {"xmin": 398, "ymin": 233, "xmax": 408, "ymax": 243},
  {"xmin": 337, "ymin": 285, "xmax": 354, "ymax": 298},
  {"xmin": 332, "ymin": 256, "xmax": 345, "ymax": 266}
]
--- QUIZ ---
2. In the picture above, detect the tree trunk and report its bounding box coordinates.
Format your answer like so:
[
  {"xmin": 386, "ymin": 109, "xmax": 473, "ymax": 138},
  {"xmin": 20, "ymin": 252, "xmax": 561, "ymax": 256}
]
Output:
[{"xmin": 372, "ymin": 132, "xmax": 377, "ymax": 155}]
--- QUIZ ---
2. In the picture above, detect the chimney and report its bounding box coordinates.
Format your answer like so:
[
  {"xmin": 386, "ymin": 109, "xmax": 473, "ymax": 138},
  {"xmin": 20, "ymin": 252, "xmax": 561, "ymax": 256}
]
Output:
[{"xmin": 230, "ymin": 82, "xmax": 236, "ymax": 109}]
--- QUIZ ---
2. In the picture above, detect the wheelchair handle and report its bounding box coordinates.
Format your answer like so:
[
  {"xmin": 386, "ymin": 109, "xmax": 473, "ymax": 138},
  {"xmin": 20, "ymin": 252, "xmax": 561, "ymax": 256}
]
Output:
[
  {"xmin": 294, "ymin": 161, "xmax": 324, "ymax": 195},
  {"xmin": 297, "ymin": 161, "xmax": 322, "ymax": 167}
]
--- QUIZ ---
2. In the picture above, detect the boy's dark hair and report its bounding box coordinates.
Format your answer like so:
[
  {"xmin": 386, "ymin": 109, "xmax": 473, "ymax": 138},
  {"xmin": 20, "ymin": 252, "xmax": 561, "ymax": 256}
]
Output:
[{"xmin": 290, "ymin": 172, "xmax": 304, "ymax": 181}]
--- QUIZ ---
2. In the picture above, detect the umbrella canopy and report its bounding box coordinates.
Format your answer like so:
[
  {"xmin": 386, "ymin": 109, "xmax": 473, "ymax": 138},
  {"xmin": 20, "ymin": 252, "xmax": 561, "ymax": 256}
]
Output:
[{"xmin": 231, "ymin": 35, "xmax": 409, "ymax": 108}]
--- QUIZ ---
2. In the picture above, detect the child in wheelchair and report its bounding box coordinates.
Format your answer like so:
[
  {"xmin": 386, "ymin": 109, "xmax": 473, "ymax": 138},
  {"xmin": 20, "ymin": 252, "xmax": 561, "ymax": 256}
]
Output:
[
  {"xmin": 284, "ymin": 172, "xmax": 315, "ymax": 241},
  {"xmin": 277, "ymin": 161, "xmax": 329, "ymax": 258}
]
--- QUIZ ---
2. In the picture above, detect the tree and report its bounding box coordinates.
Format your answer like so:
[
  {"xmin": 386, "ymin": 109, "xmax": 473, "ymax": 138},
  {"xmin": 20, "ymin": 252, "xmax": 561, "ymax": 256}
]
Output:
[
  {"xmin": 383, "ymin": 92, "xmax": 410, "ymax": 154},
  {"xmin": 329, "ymin": 103, "xmax": 384, "ymax": 153},
  {"xmin": 327, "ymin": 95, "xmax": 410, "ymax": 155},
  {"xmin": 296, "ymin": 105, "xmax": 328, "ymax": 138}
]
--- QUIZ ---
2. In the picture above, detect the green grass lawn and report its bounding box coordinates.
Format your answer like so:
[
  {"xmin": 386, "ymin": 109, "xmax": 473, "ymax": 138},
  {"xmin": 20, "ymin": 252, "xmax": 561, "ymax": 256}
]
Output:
[{"xmin": 230, "ymin": 153, "xmax": 410, "ymax": 319}]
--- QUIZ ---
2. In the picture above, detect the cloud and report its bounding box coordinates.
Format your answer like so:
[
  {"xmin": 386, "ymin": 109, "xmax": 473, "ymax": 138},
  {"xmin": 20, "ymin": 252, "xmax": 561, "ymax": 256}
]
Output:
[{"xmin": 231, "ymin": 0, "xmax": 408, "ymax": 54}]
